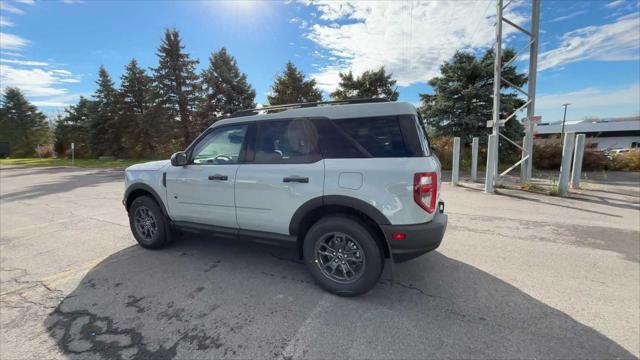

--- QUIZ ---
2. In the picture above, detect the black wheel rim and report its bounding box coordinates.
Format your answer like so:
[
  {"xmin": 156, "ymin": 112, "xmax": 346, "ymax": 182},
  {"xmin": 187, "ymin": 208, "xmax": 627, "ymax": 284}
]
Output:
[
  {"xmin": 134, "ymin": 206, "xmax": 157, "ymax": 242},
  {"xmin": 315, "ymin": 232, "xmax": 365, "ymax": 284}
]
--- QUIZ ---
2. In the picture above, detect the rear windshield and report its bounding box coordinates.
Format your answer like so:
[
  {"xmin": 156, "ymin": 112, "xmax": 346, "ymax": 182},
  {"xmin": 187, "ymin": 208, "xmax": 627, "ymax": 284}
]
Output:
[{"xmin": 314, "ymin": 115, "xmax": 425, "ymax": 158}]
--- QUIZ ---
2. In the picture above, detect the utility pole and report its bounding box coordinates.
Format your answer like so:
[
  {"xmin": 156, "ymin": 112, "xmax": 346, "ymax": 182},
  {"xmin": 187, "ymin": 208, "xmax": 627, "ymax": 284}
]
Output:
[
  {"xmin": 485, "ymin": 0, "xmax": 504, "ymax": 193},
  {"xmin": 561, "ymin": 103, "xmax": 570, "ymax": 142},
  {"xmin": 523, "ymin": 0, "xmax": 541, "ymax": 182},
  {"xmin": 486, "ymin": 0, "xmax": 541, "ymax": 191}
]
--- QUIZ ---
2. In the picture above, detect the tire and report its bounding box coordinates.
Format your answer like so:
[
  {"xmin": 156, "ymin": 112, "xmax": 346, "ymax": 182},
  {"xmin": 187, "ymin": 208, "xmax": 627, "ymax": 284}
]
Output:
[
  {"xmin": 128, "ymin": 195, "xmax": 168, "ymax": 249},
  {"xmin": 303, "ymin": 216, "xmax": 383, "ymax": 296}
]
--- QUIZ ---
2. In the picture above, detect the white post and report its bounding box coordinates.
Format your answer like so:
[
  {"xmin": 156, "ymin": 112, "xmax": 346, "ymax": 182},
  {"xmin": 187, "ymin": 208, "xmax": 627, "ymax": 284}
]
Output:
[
  {"xmin": 471, "ymin": 137, "xmax": 479, "ymax": 182},
  {"xmin": 520, "ymin": 135, "xmax": 528, "ymax": 181},
  {"xmin": 558, "ymin": 132, "xmax": 575, "ymax": 196},
  {"xmin": 71, "ymin": 142, "xmax": 75, "ymax": 166},
  {"xmin": 571, "ymin": 134, "xmax": 586, "ymax": 189},
  {"xmin": 485, "ymin": 134, "xmax": 497, "ymax": 193},
  {"xmin": 452, "ymin": 137, "xmax": 460, "ymax": 185}
]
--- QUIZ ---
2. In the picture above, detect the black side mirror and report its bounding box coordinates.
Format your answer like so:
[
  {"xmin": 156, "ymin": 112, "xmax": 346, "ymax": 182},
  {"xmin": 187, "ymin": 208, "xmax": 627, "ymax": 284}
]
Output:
[{"xmin": 170, "ymin": 151, "xmax": 188, "ymax": 166}]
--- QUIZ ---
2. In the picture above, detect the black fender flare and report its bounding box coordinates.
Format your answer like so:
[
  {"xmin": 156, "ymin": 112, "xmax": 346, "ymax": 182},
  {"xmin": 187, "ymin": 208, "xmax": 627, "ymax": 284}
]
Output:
[
  {"xmin": 124, "ymin": 183, "xmax": 169, "ymax": 218},
  {"xmin": 289, "ymin": 195, "xmax": 391, "ymax": 236}
]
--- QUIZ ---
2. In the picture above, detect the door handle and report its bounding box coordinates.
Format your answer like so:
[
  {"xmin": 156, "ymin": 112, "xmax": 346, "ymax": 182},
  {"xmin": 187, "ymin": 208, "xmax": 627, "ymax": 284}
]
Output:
[
  {"xmin": 283, "ymin": 176, "xmax": 309, "ymax": 183},
  {"xmin": 208, "ymin": 174, "xmax": 228, "ymax": 181}
]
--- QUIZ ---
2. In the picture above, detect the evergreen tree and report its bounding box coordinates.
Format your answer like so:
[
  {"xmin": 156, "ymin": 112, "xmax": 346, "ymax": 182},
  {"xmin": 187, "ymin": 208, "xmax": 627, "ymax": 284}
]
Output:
[
  {"xmin": 199, "ymin": 47, "xmax": 255, "ymax": 127},
  {"xmin": 89, "ymin": 66, "xmax": 120, "ymax": 156},
  {"xmin": 331, "ymin": 67, "xmax": 399, "ymax": 101},
  {"xmin": 267, "ymin": 61, "xmax": 322, "ymax": 105},
  {"xmin": 119, "ymin": 58, "xmax": 154, "ymax": 157},
  {"xmin": 419, "ymin": 48, "xmax": 526, "ymax": 146},
  {"xmin": 151, "ymin": 28, "xmax": 201, "ymax": 146},
  {"xmin": 0, "ymin": 87, "xmax": 50, "ymax": 157},
  {"xmin": 54, "ymin": 96, "xmax": 95, "ymax": 157}
]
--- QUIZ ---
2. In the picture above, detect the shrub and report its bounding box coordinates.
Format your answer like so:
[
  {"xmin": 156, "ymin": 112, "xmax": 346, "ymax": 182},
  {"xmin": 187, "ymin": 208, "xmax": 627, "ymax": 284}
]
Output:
[
  {"xmin": 533, "ymin": 143, "xmax": 609, "ymax": 171},
  {"xmin": 35, "ymin": 144, "xmax": 54, "ymax": 158},
  {"xmin": 582, "ymin": 149, "xmax": 609, "ymax": 170},
  {"xmin": 532, "ymin": 143, "xmax": 562, "ymax": 170},
  {"xmin": 430, "ymin": 136, "xmax": 454, "ymax": 170},
  {"xmin": 610, "ymin": 150, "xmax": 640, "ymax": 171}
]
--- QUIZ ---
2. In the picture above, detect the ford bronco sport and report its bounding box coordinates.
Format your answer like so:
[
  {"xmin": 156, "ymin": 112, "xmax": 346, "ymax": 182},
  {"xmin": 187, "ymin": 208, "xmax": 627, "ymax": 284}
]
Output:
[{"xmin": 123, "ymin": 99, "xmax": 447, "ymax": 296}]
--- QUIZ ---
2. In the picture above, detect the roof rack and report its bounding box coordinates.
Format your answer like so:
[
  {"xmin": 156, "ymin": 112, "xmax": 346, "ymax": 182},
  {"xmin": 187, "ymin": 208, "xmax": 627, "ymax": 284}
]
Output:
[{"xmin": 230, "ymin": 98, "xmax": 390, "ymax": 118}]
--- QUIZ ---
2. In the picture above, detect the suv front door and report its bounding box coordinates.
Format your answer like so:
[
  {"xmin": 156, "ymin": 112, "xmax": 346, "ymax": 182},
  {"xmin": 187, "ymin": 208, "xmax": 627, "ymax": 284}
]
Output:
[
  {"xmin": 166, "ymin": 124, "xmax": 248, "ymax": 228},
  {"xmin": 235, "ymin": 118, "xmax": 324, "ymax": 235}
]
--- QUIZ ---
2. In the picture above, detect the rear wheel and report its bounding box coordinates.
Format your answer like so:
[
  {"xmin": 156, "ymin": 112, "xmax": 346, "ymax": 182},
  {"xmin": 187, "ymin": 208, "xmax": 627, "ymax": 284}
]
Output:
[
  {"xmin": 303, "ymin": 216, "xmax": 383, "ymax": 296},
  {"xmin": 128, "ymin": 195, "xmax": 168, "ymax": 249}
]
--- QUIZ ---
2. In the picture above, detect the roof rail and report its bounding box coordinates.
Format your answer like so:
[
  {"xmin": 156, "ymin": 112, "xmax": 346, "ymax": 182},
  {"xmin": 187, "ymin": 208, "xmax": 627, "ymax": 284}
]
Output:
[{"xmin": 230, "ymin": 98, "xmax": 390, "ymax": 118}]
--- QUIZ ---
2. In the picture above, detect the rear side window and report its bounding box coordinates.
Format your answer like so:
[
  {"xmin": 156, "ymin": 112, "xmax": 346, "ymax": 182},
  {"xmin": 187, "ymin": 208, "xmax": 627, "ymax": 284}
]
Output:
[
  {"xmin": 253, "ymin": 118, "xmax": 321, "ymax": 164},
  {"xmin": 315, "ymin": 116, "xmax": 424, "ymax": 158}
]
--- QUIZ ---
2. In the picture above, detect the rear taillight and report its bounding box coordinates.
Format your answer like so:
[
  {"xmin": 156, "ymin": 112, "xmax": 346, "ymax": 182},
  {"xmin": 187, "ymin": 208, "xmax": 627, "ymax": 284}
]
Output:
[{"xmin": 414, "ymin": 172, "xmax": 437, "ymax": 213}]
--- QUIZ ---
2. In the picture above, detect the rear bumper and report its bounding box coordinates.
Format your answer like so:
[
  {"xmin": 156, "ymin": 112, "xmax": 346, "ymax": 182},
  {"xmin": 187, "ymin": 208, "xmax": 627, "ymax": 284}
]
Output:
[{"xmin": 381, "ymin": 210, "xmax": 448, "ymax": 263}]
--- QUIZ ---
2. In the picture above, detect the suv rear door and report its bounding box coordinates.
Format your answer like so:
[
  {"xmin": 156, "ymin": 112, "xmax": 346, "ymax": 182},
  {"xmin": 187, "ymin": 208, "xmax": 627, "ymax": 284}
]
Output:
[{"xmin": 235, "ymin": 118, "xmax": 324, "ymax": 235}]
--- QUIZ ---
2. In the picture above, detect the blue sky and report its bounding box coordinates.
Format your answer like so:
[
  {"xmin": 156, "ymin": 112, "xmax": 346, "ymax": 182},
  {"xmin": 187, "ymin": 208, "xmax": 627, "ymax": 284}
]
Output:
[{"xmin": 1, "ymin": 0, "xmax": 639, "ymax": 124}]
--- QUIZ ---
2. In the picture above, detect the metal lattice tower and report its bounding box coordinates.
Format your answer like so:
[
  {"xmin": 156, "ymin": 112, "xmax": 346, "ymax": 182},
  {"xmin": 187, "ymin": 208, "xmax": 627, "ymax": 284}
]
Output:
[{"xmin": 485, "ymin": 0, "xmax": 541, "ymax": 193}]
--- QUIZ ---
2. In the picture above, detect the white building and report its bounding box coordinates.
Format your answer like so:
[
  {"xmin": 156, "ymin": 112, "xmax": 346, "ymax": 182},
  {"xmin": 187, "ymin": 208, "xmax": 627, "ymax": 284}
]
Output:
[{"xmin": 534, "ymin": 116, "xmax": 640, "ymax": 151}]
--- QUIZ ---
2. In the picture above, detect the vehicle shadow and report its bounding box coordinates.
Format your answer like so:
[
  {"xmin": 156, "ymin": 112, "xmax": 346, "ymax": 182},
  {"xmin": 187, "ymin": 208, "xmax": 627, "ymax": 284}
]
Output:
[
  {"xmin": 43, "ymin": 235, "xmax": 636, "ymax": 359},
  {"xmin": 0, "ymin": 167, "xmax": 122, "ymax": 203}
]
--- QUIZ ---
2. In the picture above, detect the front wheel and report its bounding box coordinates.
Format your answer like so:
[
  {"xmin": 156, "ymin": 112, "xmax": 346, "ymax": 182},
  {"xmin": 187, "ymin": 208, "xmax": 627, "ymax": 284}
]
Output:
[
  {"xmin": 303, "ymin": 216, "xmax": 383, "ymax": 296},
  {"xmin": 128, "ymin": 195, "xmax": 168, "ymax": 249}
]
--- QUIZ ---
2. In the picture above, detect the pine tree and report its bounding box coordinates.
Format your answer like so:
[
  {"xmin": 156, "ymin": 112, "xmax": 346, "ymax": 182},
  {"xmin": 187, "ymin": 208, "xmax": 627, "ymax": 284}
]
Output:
[
  {"xmin": 151, "ymin": 28, "xmax": 201, "ymax": 147},
  {"xmin": 0, "ymin": 87, "xmax": 50, "ymax": 157},
  {"xmin": 89, "ymin": 66, "xmax": 120, "ymax": 156},
  {"xmin": 199, "ymin": 47, "xmax": 255, "ymax": 127},
  {"xmin": 54, "ymin": 96, "xmax": 95, "ymax": 157},
  {"xmin": 419, "ymin": 49, "xmax": 526, "ymax": 146},
  {"xmin": 331, "ymin": 67, "xmax": 399, "ymax": 101},
  {"xmin": 119, "ymin": 58, "xmax": 154, "ymax": 157},
  {"xmin": 267, "ymin": 61, "xmax": 322, "ymax": 105}
]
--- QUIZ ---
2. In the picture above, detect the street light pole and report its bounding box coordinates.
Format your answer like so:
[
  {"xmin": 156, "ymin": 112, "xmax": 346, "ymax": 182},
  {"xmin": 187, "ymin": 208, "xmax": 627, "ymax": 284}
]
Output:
[{"xmin": 561, "ymin": 103, "xmax": 570, "ymax": 142}]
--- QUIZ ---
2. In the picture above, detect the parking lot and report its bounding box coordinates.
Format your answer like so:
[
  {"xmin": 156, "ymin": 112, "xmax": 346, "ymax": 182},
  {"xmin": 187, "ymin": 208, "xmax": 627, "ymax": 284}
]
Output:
[{"xmin": 1, "ymin": 165, "xmax": 638, "ymax": 359}]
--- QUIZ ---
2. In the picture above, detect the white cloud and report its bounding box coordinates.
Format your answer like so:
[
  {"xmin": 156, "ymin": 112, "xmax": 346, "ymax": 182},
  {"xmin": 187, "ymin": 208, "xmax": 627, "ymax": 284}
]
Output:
[
  {"xmin": 549, "ymin": 10, "xmax": 587, "ymax": 23},
  {"xmin": 0, "ymin": 63, "xmax": 81, "ymax": 97},
  {"xmin": 60, "ymin": 0, "xmax": 84, "ymax": 3},
  {"xmin": 0, "ymin": 32, "xmax": 29, "ymax": 50},
  {"xmin": 301, "ymin": 1, "xmax": 528, "ymax": 91},
  {"xmin": 0, "ymin": 1, "xmax": 25, "ymax": 14},
  {"xmin": 32, "ymin": 93, "xmax": 87, "ymax": 108},
  {"xmin": 0, "ymin": 16, "xmax": 14, "ymax": 27},
  {"xmin": 14, "ymin": 0, "xmax": 35, "ymax": 4},
  {"xmin": 1, "ymin": 51, "xmax": 23, "ymax": 57},
  {"xmin": 0, "ymin": 58, "xmax": 49, "ymax": 66},
  {"xmin": 538, "ymin": 12, "xmax": 640, "ymax": 70},
  {"xmin": 606, "ymin": 0, "xmax": 626, "ymax": 9},
  {"xmin": 536, "ymin": 84, "xmax": 640, "ymax": 111}
]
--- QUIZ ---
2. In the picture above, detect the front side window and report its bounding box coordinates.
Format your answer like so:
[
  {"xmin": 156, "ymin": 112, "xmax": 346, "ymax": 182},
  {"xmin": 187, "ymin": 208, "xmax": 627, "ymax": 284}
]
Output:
[
  {"xmin": 253, "ymin": 119, "xmax": 320, "ymax": 164},
  {"xmin": 191, "ymin": 124, "xmax": 247, "ymax": 165}
]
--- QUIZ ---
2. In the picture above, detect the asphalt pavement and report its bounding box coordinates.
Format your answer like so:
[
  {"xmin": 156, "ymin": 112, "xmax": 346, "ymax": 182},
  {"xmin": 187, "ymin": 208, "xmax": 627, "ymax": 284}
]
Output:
[{"xmin": 1, "ymin": 165, "xmax": 638, "ymax": 359}]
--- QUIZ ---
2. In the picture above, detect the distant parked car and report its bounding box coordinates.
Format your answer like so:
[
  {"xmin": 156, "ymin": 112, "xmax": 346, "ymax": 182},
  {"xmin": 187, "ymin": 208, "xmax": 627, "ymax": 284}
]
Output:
[
  {"xmin": 606, "ymin": 148, "xmax": 630, "ymax": 159},
  {"xmin": 122, "ymin": 99, "xmax": 448, "ymax": 296}
]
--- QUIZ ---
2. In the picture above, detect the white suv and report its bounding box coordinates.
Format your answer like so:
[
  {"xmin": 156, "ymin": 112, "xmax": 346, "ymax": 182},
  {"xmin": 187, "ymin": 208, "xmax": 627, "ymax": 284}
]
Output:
[{"xmin": 123, "ymin": 99, "xmax": 447, "ymax": 296}]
